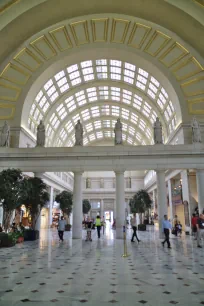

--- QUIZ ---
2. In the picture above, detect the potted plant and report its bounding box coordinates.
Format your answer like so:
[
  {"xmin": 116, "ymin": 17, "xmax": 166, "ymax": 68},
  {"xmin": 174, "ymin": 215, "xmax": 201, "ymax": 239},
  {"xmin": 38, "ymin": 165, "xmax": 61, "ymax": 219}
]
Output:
[
  {"xmin": 0, "ymin": 169, "xmax": 24, "ymax": 232},
  {"xmin": 83, "ymin": 199, "xmax": 91, "ymax": 216},
  {"xmin": 15, "ymin": 231, "xmax": 24, "ymax": 243},
  {"xmin": 0, "ymin": 232, "xmax": 16, "ymax": 247},
  {"xmin": 129, "ymin": 189, "xmax": 152, "ymax": 231},
  {"xmin": 55, "ymin": 191, "xmax": 73, "ymax": 230},
  {"xmin": 65, "ymin": 224, "xmax": 72, "ymax": 231},
  {"xmin": 21, "ymin": 177, "xmax": 49, "ymax": 240}
]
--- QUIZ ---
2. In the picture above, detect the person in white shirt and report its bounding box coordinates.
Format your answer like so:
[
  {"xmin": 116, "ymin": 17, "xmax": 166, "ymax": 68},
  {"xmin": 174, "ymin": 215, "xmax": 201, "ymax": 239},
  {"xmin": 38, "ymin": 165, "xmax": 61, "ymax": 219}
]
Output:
[
  {"xmin": 58, "ymin": 216, "xmax": 66, "ymax": 241},
  {"xmin": 131, "ymin": 213, "xmax": 140, "ymax": 243}
]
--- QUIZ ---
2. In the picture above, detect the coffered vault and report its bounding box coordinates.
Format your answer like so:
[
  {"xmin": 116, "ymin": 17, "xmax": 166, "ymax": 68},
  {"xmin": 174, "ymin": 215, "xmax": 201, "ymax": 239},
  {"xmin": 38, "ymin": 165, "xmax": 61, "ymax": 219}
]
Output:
[
  {"xmin": 0, "ymin": 12, "xmax": 203, "ymax": 147},
  {"xmin": 28, "ymin": 59, "xmax": 176, "ymax": 146}
]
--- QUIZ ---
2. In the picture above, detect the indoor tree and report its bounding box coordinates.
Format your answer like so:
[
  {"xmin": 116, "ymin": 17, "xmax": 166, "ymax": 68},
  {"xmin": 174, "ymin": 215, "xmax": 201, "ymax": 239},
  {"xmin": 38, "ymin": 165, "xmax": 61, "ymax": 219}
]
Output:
[
  {"xmin": 129, "ymin": 189, "xmax": 152, "ymax": 224},
  {"xmin": 83, "ymin": 199, "xmax": 91, "ymax": 215},
  {"xmin": 0, "ymin": 168, "xmax": 24, "ymax": 231},
  {"xmin": 55, "ymin": 191, "xmax": 73, "ymax": 221},
  {"xmin": 21, "ymin": 177, "xmax": 49, "ymax": 230}
]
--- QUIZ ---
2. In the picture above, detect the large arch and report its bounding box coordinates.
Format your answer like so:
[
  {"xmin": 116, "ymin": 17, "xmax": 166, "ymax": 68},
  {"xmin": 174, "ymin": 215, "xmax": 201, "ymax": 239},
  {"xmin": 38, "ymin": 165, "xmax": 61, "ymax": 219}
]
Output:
[
  {"xmin": 26, "ymin": 57, "xmax": 178, "ymax": 146},
  {"xmin": 0, "ymin": 13, "xmax": 203, "ymax": 130}
]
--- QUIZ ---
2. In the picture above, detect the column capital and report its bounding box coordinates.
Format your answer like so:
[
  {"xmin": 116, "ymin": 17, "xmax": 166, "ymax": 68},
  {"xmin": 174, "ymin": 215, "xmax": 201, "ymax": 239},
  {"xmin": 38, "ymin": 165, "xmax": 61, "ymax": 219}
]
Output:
[
  {"xmin": 114, "ymin": 170, "xmax": 125, "ymax": 175},
  {"xmin": 196, "ymin": 169, "xmax": 204, "ymax": 173},
  {"xmin": 155, "ymin": 169, "xmax": 166, "ymax": 173},
  {"xmin": 73, "ymin": 171, "xmax": 84, "ymax": 176},
  {"xmin": 34, "ymin": 172, "xmax": 44, "ymax": 178}
]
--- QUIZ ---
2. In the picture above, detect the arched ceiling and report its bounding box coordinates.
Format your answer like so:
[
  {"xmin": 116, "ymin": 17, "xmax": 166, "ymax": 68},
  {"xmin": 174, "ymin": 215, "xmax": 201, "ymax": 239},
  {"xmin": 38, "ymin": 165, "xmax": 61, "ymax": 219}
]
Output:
[
  {"xmin": 27, "ymin": 59, "xmax": 177, "ymax": 146},
  {"xmin": 0, "ymin": 9, "xmax": 203, "ymax": 148},
  {"xmin": 0, "ymin": 13, "xmax": 203, "ymax": 128},
  {"xmin": 0, "ymin": 0, "xmax": 203, "ymax": 58}
]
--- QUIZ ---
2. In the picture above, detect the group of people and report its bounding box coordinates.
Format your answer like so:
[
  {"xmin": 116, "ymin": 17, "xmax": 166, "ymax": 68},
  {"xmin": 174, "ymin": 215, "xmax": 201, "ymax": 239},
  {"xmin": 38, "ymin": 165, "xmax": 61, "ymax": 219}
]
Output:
[
  {"xmin": 57, "ymin": 215, "xmax": 107, "ymax": 242},
  {"xmin": 56, "ymin": 210, "xmax": 204, "ymax": 249},
  {"xmin": 162, "ymin": 213, "xmax": 204, "ymax": 249},
  {"xmin": 84, "ymin": 216, "xmax": 106, "ymax": 241}
]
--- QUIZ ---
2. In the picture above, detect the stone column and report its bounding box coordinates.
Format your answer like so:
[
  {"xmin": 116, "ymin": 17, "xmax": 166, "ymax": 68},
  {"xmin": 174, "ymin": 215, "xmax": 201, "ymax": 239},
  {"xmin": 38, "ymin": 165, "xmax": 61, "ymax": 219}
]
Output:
[
  {"xmin": 181, "ymin": 170, "xmax": 191, "ymax": 229},
  {"xmin": 156, "ymin": 170, "xmax": 168, "ymax": 238},
  {"xmin": 196, "ymin": 169, "xmax": 204, "ymax": 214},
  {"xmin": 34, "ymin": 172, "xmax": 44, "ymax": 231},
  {"xmin": 113, "ymin": 199, "xmax": 116, "ymax": 219},
  {"xmin": 49, "ymin": 186, "xmax": 54, "ymax": 228},
  {"xmin": 0, "ymin": 206, "xmax": 3, "ymax": 225},
  {"xmin": 115, "ymin": 171, "xmax": 125, "ymax": 239},
  {"xmin": 167, "ymin": 180, "xmax": 174, "ymax": 222},
  {"xmin": 72, "ymin": 171, "xmax": 83, "ymax": 239},
  {"xmin": 152, "ymin": 189, "xmax": 156, "ymax": 214},
  {"xmin": 100, "ymin": 199, "xmax": 104, "ymax": 218}
]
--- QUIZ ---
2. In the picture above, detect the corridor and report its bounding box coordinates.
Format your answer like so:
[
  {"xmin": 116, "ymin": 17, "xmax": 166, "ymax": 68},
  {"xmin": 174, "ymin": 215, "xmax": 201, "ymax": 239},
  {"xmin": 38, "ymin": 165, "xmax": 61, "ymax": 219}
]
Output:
[{"xmin": 0, "ymin": 227, "xmax": 203, "ymax": 306}]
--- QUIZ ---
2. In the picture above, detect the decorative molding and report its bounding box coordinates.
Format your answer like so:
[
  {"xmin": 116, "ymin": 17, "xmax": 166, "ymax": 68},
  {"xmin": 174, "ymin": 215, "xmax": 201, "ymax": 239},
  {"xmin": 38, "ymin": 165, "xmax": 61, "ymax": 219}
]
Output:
[
  {"xmin": 128, "ymin": 23, "xmax": 151, "ymax": 49},
  {"xmin": 0, "ymin": 63, "xmax": 31, "ymax": 85},
  {"xmin": 159, "ymin": 42, "xmax": 189, "ymax": 68},
  {"xmin": 49, "ymin": 26, "xmax": 72, "ymax": 51},
  {"xmin": 193, "ymin": 0, "xmax": 204, "ymax": 8},
  {"xmin": 0, "ymin": 16, "xmax": 203, "ymax": 116},
  {"xmin": 0, "ymin": 103, "xmax": 15, "ymax": 119},
  {"xmin": 144, "ymin": 30, "xmax": 171, "ymax": 57},
  {"xmin": 70, "ymin": 20, "xmax": 90, "ymax": 46},
  {"xmin": 91, "ymin": 18, "xmax": 109, "ymax": 42},
  {"xmin": 0, "ymin": 0, "xmax": 20, "ymax": 14},
  {"xmin": 30, "ymin": 35, "xmax": 57, "ymax": 60},
  {"xmin": 13, "ymin": 48, "xmax": 42, "ymax": 72},
  {"xmin": 188, "ymin": 98, "xmax": 204, "ymax": 114},
  {"xmin": 111, "ymin": 18, "xmax": 130, "ymax": 44}
]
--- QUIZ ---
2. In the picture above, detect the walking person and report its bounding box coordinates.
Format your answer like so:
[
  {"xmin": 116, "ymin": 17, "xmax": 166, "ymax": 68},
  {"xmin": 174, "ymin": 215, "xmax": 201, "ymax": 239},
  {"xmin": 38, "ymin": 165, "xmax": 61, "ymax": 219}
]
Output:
[
  {"xmin": 58, "ymin": 216, "xmax": 66, "ymax": 242},
  {"xmin": 85, "ymin": 216, "xmax": 93, "ymax": 241},
  {"xmin": 162, "ymin": 215, "xmax": 172, "ymax": 249},
  {"xmin": 173, "ymin": 215, "xmax": 179, "ymax": 236},
  {"xmin": 95, "ymin": 215, "xmax": 101, "ymax": 238},
  {"xmin": 191, "ymin": 213, "xmax": 198, "ymax": 240},
  {"xmin": 197, "ymin": 214, "xmax": 204, "ymax": 248},
  {"xmin": 101, "ymin": 216, "xmax": 106, "ymax": 235},
  {"xmin": 131, "ymin": 213, "xmax": 140, "ymax": 243}
]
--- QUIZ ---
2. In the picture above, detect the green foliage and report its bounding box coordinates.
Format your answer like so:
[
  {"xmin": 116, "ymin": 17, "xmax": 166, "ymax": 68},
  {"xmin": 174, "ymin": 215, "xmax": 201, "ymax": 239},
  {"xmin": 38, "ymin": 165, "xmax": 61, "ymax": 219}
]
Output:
[
  {"xmin": 55, "ymin": 191, "xmax": 73, "ymax": 216},
  {"xmin": 129, "ymin": 189, "xmax": 152, "ymax": 214},
  {"xmin": 21, "ymin": 177, "xmax": 49, "ymax": 228},
  {"xmin": 83, "ymin": 199, "xmax": 91, "ymax": 214},
  {"xmin": 0, "ymin": 232, "xmax": 16, "ymax": 247},
  {"xmin": 0, "ymin": 169, "xmax": 24, "ymax": 231}
]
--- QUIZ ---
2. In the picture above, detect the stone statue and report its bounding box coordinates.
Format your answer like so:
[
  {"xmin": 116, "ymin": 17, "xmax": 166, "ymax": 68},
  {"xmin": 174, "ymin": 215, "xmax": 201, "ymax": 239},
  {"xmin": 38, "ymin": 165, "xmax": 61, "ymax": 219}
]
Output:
[
  {"xmin": 100, "ymin": 178, "xmax": 104, "ymax": 189},
  {"xmin": 36, "ymin": 120, "xmax": 45, "ymax": 147},
  {"xmin": 86, "ymin": 178, "xmax": 91, "ymax": 189},
  {"xmin": 75, "ymin": 120, "xmax": 83, "ymax": 146},
  {"xmin": 114, "ymin": 118, "xmax": 122, "ymax": 145},
  {"xmin": 153, "ymin": 117, "xmax": 163, "ymax": 144},
  {"xmin": 192, "ymin": 117, "xmax": 202, "ymax": 143},
  {"xmin": 0, "ymin": 121, "xmax": 10, "ymax": 147}
]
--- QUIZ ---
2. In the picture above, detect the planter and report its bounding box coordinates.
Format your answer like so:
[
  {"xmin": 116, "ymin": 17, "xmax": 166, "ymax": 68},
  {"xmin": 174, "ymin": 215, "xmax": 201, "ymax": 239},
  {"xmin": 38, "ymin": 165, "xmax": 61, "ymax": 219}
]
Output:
[
  {"xmin": 65, "ymin": 224, "xmax": 71, "ymax": 231},
  {"xmin": 0, "ymin": 233, "xmax": 16, "ymax": 247},
  {"xmin": 138, "ymin": 224, "xmax": 146, "ymax": 231},
  {"xmin": 24, "ymin": 230, "xmax": 39, "ymax": 241},
  {"xmin": 17, "ymin": 236, "xmax": 24, "ymax": 243}
]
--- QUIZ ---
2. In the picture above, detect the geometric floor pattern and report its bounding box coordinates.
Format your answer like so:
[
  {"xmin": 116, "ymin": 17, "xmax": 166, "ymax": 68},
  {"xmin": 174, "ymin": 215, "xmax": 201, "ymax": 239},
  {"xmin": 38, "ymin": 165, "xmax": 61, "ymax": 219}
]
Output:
[{"xmin": 0, "ymin": 225, "xmax": 204, "ymax": 306}]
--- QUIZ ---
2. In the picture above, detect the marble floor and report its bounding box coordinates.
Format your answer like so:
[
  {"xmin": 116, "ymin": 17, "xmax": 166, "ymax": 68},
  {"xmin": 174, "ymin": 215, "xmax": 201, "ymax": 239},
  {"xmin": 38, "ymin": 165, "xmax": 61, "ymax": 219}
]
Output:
[{"xmin": 0, "ymin": 225, "xmax": 204, "ymax": 306}]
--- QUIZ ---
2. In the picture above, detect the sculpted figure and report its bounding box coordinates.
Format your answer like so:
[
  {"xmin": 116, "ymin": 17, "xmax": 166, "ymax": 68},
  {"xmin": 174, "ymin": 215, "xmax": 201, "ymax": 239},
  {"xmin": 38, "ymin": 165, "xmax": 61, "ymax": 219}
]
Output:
[
  {"xmin": 100, "ymin": 178, "xmax": 104, "ymax": 189},
  {"xmin": 114, "ymin": 118, "xmax": 122, "ymax": 145},
  {"xmin": 36, "ymin": 120, "xmax": 45, "ymax": 147},
  {"xmin": 0, "ymin": 121, "xmax": 10, "ymax": 147},
  {"xmin": 86, "ymin": 178, "xmax": 91, "ymax": 189},
  {"xmin": 75, "ymin": 120, "xmax": 83, "ymax": 146},
  {"xmin": 192, "ymin": 117, "xmax": 202, "ymax": 143},
  {"xmin": 153, "ymin": 117, "xmax": 163, "ymax": 144}
]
